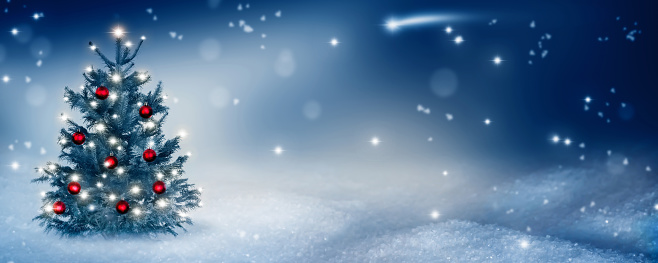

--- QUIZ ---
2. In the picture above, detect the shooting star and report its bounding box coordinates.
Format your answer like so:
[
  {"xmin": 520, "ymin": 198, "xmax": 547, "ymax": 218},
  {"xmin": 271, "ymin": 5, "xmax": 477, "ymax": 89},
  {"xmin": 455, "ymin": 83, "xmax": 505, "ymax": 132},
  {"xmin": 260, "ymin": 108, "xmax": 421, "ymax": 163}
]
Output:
[{"xmin": 384, "ymin": 14, "xmax": 461, "ymax": 32}]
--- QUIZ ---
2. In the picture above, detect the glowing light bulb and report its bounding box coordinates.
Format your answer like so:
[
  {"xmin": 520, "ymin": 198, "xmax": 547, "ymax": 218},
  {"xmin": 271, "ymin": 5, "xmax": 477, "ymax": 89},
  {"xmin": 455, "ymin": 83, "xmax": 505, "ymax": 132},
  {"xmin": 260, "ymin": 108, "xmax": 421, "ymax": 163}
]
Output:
[
  {"xmin": 109, "ymin": 94, "xmax": 118, "ymax": 101},
  {"xmin": 60, "ymin": 113, "xmax": 68, "ymax": 121},
  {"xmin": 2, "ymin": 75, "xmax": 10, "ymax": 83},
  {"xmin": 157, "ymin": 199, "xmax": 167, "ymax": 208},
  {"xmin": 89, "ymin": 205, "xmax": 95, "ymax": 211},
  {"xmin": 138, "ymin": 73, "xmax": 147, "ymax": 81},
  {"xmin": 178, "ymin": 130, "xmax": 188, "ymax": 138},
  {"xmin": 109, "ymin": 194, "xmax": 116, "ymax": 201},
  {"xmin": 90, "ymin": 101, "xmax": 98, "ymax": 108},
  {"xmin": 141, "ymin": 36, "xmax": 146, "ymax": 40},
  {"xmin": 48, "ymin": 164, "xmax": 56, "ymax": 170},
  {"xmin": 80, "ymin": 191, "xmax": 89, "ymax": 199},
  {"xmin": 144, "ymin": 121, "xmax": 155, "ymax": 129},
  {"xmin": 113, "ymin": 27, "xmax": 125, "ymax": 37},
  {"xmin": 96, "ymin": 182, "xmax": 103, "ymax": 188},
  {"xmin": 90, "ymin": 45, "xmax": 96, "ymax": 50},
  {"xmin": 112, "ymin": 74, "xmax": 121, "ymax": 82},
  {"xmin": 71, "ymin": 174, "xmax": 79, "ymax": 181},
  {"xmin": 133, "ymin": 208, "xmax": 141, "ymax": 215},
  {"xmin": 156, "ymin": 172, "xmax": 163, "ymax": 179},
  {"xmin": 117, "ymin": 167, "xmax": 124, "ymax": 175},
  {"xmin": 109, "ymin": 137, "xmax": 117, "ymax": 145},
  {"xmin": 125, "ymin": 41, "xmax": 133, "ymax": 47},
  {"xmin": 131, "ymin": 186, "xmax": 140, "ymax": 194},
  {"xmin": 85, "ymin": 66, "xmax": 92, "ymax": 72},
  {"xmin": 445, "ymin": 26, "xmax": 452, "ymax": 34},
  {"xmin": 95, "ymin": 123, "xmax": 106, "ymax": 132}
]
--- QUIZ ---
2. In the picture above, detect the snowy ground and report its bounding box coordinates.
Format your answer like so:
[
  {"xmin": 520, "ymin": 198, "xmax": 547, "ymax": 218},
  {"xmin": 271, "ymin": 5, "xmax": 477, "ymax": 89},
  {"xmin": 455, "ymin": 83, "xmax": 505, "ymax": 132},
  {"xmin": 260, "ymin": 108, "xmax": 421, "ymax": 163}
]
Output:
[{"xmin": 1, "ymin": 152, "xmax": 655, "ymax": 262}]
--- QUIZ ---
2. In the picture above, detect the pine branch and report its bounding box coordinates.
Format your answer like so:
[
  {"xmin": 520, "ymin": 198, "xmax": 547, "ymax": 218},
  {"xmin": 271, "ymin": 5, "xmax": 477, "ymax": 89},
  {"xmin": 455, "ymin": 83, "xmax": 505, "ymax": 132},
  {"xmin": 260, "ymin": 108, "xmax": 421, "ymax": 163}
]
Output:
[{"xmin": 89, "ymin": 41, "xmax": 116, "ymax": 69}]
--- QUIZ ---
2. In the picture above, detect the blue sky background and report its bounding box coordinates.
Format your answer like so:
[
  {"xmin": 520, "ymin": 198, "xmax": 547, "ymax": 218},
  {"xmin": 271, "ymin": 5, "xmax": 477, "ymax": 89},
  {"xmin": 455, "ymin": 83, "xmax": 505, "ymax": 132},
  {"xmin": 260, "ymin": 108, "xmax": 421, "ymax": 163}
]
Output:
[{"xmin": 1, "ymin": 0, "xmax": 658, "ymax": 261}]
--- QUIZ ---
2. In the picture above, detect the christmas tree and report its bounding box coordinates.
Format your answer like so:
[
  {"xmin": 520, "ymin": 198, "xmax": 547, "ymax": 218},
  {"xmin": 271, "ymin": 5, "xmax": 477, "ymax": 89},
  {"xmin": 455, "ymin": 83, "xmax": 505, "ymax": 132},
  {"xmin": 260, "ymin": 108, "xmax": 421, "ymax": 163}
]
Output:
[{"xmin": 32, "ymin": 28, "xmax": 201, "ymax": 237}]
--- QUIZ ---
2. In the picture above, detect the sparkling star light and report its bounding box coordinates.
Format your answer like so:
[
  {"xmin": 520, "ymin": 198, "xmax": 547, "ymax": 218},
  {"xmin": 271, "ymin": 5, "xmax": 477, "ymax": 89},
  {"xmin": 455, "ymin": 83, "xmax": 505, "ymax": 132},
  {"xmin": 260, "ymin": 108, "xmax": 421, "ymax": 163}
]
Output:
[
  {"xmin": 484, "ymin": 118, "xmax": 491, "ymax": 125},
  {"xmin": 2, "ymin": 75, "xmax": 9, "ymax": 83},
  {"xmin": 454, "ymin": 35, "xmax": 464, "ymax": 44},
  {"xmin": 385, "ymin": 20, "xmax": 399, "ymax": 31},
  {"xmin": 273, "ymin": 146, "xmax": 284, "ymax": 155},
  {"xmin": 520, "ymin": 240, "xmax": 530, "ymax": 249},
  {"xmin": 10, "ymin": 161, "xmax": 20, "ymax": 170},
  {"xmin": 564, "ymin": 138, "xmax": 572, "ymax": 146},
  {"xmin": 430, "ymin": 210, "xmax": 440, "ymax": 220},
  {"xmin": 492, "ymin": 56, "xmax": 503, "ymax": 65},
  {"xmin": 445, "ymin": 26, "xmax": 452, "ymax": 34},
  {"xmin": 551, "ymin": 135, "xmax": 560, "ymax": 143},
  {"xmin": 370, "ymin": 137, "xmax": 381, "ymax": 146},
  {"xmin": 10, "ymin": 28, "xmax": 18, "ymax": 35},
  {"xmin": 329, "ymin": 38, "xmax": 340, "ymax": 47}
]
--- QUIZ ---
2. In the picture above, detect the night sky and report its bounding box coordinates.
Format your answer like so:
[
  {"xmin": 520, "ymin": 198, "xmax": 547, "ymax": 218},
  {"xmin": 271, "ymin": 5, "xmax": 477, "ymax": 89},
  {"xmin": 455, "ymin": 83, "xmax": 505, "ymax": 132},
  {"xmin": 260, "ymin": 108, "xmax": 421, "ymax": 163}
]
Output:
[{"xmin": 1, "ymin": 0, "xmax": 658, "ymax": 261}]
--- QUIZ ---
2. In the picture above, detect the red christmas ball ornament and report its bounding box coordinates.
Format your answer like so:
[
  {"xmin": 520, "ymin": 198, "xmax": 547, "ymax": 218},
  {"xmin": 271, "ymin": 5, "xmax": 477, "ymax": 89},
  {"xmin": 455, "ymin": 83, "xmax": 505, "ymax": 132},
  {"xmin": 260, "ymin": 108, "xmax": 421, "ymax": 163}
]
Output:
[
  {"xmin": 53, "ymin": 201, "xmax": 66, "ymax": 215},
  {"xmin": 95, "ymin": 86, "xmax": 109, "ymax": 100},
  {"xmin": 67, "ymin": 182, "xmax": 81, "ymax": 195},
  {"xmin": 139, "ymin": 105, "xmax": 153, "ymax": 118},
  {"xmin": 143, "ymin": 149, "xmax": 157, "ymax": 162},
  {"xmin": 152, "ymin": 181, "xmax": 166, "ymax": 194},
  {"xmin": 104, "ymin": 155, "xmax": 118, "ymax": 169},
  {"xmin": 72, "ymin": 131, "xmax": 86, "ymax": 145},
  {"xmin": 115, "ymin": 200, "xmax": 130, "ymax": 214}
]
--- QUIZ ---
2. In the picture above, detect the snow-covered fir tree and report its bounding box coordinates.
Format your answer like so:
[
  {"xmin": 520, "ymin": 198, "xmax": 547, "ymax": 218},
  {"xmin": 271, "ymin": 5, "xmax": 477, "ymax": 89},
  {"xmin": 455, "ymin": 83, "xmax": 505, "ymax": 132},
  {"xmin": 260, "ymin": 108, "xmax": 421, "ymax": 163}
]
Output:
[{"xmin": 32, "ymin": 28, "xmax": 201, "ymax": 237}]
